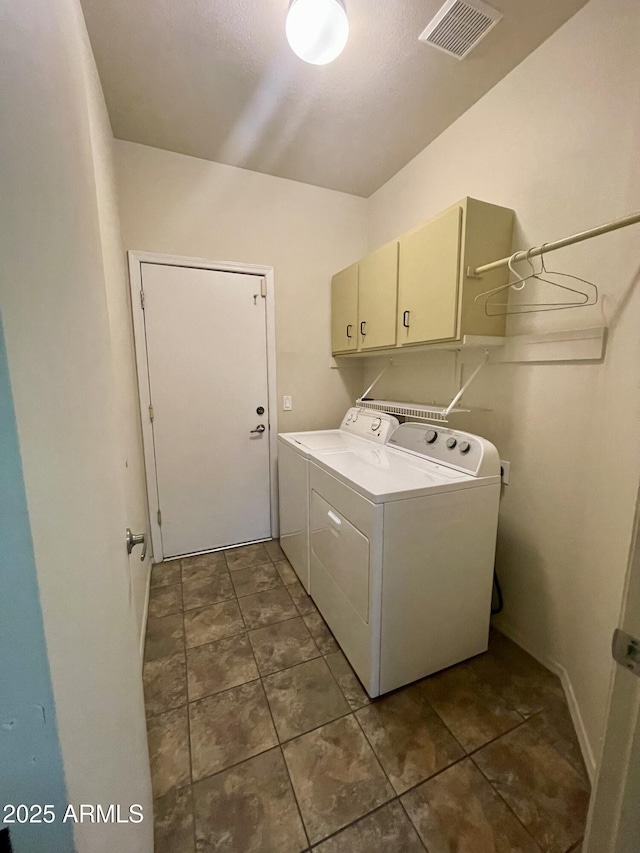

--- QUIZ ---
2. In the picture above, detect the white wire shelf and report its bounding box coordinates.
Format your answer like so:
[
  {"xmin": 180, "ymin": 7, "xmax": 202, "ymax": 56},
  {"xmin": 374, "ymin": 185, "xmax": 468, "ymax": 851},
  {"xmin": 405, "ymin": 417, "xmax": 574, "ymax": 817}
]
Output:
[
  {"xmin": 357, "ymin": 398, "xmax": 471, "ymax": 423},
  {"xmin": 356, "ymin": 346, "xmax": 491, "ymax": 424}
]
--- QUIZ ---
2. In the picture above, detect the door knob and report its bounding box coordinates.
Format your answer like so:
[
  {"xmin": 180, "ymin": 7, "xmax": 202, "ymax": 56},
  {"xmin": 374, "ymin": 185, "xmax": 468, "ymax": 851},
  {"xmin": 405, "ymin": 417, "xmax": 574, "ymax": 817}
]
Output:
[
  {"xmin": 250, "ymin": 424, "xmax": 266, "ymax": 434},
  {"xmin": 126, "ymin": 528, "xmax": 147, "ymax": 561}
]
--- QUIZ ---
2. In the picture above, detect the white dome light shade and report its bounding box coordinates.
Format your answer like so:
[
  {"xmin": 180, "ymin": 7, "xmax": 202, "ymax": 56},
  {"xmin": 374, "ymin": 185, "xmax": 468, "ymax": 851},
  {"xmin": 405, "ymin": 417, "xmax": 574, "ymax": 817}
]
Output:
[{"xmin": 286, "ymin": 0, "xmax": 349, "ymax": 65}]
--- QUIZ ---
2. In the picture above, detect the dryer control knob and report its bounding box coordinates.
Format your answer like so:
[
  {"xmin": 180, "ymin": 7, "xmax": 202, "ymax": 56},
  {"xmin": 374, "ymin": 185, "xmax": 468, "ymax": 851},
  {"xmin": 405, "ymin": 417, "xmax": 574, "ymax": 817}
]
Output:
[
  {"xmin": 371, "ymin": 417, "xmax": 382, "ymax": 431},
  {"xmin": 446, "ymin": 437, "xmax": 457, "ymax": 449},
  {"xmin": 459, "ymin": 440, "xmax": 471, "ymax": 454},
  {"xmin": 425, "ymin": 430, "xmax": 438, "ymax": 444}
]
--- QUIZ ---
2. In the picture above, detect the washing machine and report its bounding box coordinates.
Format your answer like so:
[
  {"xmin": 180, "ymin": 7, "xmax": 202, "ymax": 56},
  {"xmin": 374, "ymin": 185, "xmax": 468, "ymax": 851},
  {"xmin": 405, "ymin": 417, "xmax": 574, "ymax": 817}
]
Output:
[
  {"xmin": 308, "ymin": 422, "xmax": 501, "ymax": 696},
  {"xmin": 277, "ymin": 408, "xmax": 398, "ymax": 591}
]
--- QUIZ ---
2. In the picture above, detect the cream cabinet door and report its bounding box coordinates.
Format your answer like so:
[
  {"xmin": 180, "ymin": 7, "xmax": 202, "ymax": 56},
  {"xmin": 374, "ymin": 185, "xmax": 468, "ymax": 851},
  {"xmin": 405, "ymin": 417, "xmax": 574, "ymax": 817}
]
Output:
[
  {"xmin": 397, "ymin": 206, "xmax": 462, "ymax": 345},
  {"xmin": 331, "ymin": 263, "xmax": 358, "ymax": 354},
  {"xmin": 358, "ymin": 241, "xmax": 398, "ymax": 351}
]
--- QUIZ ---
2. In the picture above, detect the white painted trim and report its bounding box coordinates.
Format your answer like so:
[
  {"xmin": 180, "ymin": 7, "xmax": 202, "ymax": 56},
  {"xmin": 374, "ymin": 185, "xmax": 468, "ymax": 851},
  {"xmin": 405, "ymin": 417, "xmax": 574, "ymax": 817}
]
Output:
[
  {"xmin": 490, "ymin": 326, "xmax": 607, "ymax": 364},
  {"xmin": 494, "ymin": 616, "xmax": 596, "ymax": 781},
  {"xmin": 139, "ymin": 559, "xmax": 152, "ymax": 664},
  {"xmin": 128, "ymin": 253, "xmax": 163, "ymax": 560},
  {"xmin": 128, "ymin": 253, "xmax": 162, "ymax": 560},
  {"xmin": 264, "ymin": 267, "xmax": 280, "ymax": 539},
  {"xmin": 127, "ymin": 251, "xmax": 279, "ymax": 562}
]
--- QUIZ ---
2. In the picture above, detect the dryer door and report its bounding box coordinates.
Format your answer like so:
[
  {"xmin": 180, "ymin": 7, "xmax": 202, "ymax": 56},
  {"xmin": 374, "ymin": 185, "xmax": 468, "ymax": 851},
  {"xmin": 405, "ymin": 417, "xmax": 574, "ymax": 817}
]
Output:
[
  {"xmin": 309, "ymin": 486, "xmax": 378, "ymax": 695},
  {"xmin": 310, "ymin": 491, "xmax": 370, "ymax": 622}
]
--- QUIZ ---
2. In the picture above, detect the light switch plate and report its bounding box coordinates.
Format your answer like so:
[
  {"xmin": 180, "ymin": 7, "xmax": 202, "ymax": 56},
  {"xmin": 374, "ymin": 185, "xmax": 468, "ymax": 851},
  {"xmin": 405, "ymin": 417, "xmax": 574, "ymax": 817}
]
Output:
[{"xmin": 283, "ymin": 396, "xmax": 292, "ymax": 411}]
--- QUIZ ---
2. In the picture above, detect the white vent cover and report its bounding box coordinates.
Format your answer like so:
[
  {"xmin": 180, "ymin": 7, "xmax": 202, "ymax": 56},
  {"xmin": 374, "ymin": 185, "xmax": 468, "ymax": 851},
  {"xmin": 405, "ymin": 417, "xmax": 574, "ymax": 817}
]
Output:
[{"xmin": 419, "ymin": 0, "xmax": 503, "ymax": 59}]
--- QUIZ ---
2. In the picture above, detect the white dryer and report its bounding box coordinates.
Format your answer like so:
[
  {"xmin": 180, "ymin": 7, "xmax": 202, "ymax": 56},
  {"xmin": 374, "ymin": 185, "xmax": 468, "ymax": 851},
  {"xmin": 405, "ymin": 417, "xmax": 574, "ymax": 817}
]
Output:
[
  {"xmin": 308, "ymin": 422, "xmax": 501, "ymax": 697},
  {"xmin": 277, "ymin": 408, "xmax": 398, "ymax": 591}
]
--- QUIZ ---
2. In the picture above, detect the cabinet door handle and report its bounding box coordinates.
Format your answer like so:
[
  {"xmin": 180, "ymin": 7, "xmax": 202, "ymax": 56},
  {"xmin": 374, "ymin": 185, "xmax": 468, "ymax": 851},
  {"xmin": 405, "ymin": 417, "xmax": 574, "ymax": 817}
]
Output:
[
  {"xmin": 360, "ymin": 321, "xmax": 366, "ymax": 336},
  {"xmin": 346, "ymin": 324, "xmax": 353, "ymax": 339},
  {"xmin": 402, "ymin": 310, "xmax": 410, "ymax": 328}
]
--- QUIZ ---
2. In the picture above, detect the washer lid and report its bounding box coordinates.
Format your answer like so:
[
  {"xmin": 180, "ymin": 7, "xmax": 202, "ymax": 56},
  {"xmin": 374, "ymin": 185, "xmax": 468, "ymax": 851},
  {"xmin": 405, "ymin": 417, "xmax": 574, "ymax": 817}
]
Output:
[
  {"xmin": 278, "ymin": 408, "xmax": 399, "ymax": 457},
  {"xmin": 310, "ymin": 445, "xmax": 499, "ymax": 504},
  {"xmin": 278, "ymin": 430, "xmax": 362, "ymax": 457}
]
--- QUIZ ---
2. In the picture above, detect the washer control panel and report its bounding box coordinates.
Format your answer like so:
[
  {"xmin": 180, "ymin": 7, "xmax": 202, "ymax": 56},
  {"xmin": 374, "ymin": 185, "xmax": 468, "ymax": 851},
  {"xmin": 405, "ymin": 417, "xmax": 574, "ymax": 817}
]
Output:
[
  {"xmin": 340, "ymin": 408, "xmax": 399, "ymax": 444},
  {"xmin": 388, "ymin": 422, "xmax": 500, "ymax": 477}
]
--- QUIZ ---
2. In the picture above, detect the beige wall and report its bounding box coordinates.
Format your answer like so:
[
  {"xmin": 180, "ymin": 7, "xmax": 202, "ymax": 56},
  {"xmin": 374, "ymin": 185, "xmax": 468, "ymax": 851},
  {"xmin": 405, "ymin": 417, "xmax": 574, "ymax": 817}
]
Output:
[
  {"xmin": 0, "ymin": 0, "xmax": 152, "ymax": 849},
  {"xmin": 84, "ymin": 39, "xmax": 151, "ymax": 646},
  {"xmin": 114, "ymin": 141, "xmax": 367, "ymax": 433},
  {"xmin": 365, "ymin": 0, "xmax": 640, "ymax": 773}
]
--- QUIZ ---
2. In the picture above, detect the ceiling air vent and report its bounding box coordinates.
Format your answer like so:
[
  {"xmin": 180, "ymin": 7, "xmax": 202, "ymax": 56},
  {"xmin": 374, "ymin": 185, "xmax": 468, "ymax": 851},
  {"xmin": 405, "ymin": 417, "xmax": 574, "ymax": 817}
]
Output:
[{"xmin": 419, "ymin": 0, "xmax": 503, "ymax": 60}]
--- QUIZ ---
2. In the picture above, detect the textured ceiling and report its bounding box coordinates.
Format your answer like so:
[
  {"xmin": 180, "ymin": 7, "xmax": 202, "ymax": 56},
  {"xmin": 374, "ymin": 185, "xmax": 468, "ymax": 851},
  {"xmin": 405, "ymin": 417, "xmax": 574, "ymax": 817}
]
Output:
[{"xmin": 81, "ymin": 0, "xmax": 588, "ymax": 196}]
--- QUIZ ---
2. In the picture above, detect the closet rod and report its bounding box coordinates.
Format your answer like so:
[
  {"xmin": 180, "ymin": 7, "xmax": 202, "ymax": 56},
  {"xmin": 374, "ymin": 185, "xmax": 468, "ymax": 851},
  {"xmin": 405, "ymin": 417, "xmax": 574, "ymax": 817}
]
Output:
[{"xmin": 471, "ymin": 210, "xmax": 640, "ymax": 277}]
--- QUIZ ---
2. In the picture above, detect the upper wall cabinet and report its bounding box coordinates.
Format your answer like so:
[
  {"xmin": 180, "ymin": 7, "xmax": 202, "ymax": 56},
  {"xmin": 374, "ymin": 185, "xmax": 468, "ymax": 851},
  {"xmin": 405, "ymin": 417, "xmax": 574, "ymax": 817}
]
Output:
[
  {"xmin": 358, "ymin": 241, "xmax": 398, "ymax": 351},
  {"xmin": 331, "ymin": 262, "xmax": 358, "ymax": 354},
  {"xmin": 397, "ymin": 197, "xmax": 515, "ymax": 347},
  {"xmin": 331, "ymin": 197, "xmax": 515, "ymax": 356},
  {"xmin": 397, "ymin": 206, "xmax": 462, "ymax": 345}
]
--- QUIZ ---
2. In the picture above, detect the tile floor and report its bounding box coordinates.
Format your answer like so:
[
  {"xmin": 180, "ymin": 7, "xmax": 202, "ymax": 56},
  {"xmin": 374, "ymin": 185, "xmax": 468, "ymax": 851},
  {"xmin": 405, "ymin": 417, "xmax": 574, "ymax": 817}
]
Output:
[{"xmin": 144, "ymin": 540, "xmax": 591, "ymax": 853}]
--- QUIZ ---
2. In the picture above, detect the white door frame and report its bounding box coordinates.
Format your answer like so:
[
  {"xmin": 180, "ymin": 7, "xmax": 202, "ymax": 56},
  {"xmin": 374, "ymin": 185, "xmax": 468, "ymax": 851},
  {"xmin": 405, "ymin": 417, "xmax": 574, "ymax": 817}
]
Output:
[{"xmin": 128, "ymin": 251, "xmax": 279, "ymax": 562}]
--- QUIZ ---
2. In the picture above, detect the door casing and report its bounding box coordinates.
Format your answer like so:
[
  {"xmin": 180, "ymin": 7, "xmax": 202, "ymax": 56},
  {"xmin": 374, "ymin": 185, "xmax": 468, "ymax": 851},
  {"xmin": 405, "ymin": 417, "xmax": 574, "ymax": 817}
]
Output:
[{"xmin": 128, "ymin": 251, "xmax": 279, "ymax": 562}]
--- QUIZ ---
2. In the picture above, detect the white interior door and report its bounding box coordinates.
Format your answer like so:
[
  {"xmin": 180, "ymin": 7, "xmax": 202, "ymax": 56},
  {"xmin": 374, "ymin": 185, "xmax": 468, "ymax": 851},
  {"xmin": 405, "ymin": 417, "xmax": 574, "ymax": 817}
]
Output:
[
  {"xmin": 140, "ymin": 262, "xmax": 272, "ymax": 558},
  {"xmin": 584, "ymin": 493, "xmax": 640, "ymax": 853}
]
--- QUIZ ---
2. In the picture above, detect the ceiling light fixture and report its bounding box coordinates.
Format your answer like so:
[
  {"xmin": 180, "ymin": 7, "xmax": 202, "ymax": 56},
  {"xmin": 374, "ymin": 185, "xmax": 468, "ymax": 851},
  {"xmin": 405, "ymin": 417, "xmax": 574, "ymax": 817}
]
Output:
[{"xmin": 286, "ymin": 0, "xmax": 349, "ymax": 66}]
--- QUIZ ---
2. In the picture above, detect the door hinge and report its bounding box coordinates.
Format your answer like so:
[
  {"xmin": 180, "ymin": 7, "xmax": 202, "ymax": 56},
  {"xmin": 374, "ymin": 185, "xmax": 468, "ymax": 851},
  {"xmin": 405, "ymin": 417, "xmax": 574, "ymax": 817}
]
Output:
[
  {"xmin": 612, "ymin": 628, "xmax": 640, "ymax": 677},
  {"xmin": 260, "ymin": 278, "xmax": 266, "ymax": 298},
  {"xmin": 140, "ymin": 289, "xmax": 145, "ymax": 309},
  {"xmin": 149, "ymin": 404, "xmax": 154, "ymax": 422},
  {"xmin": 157, "ymin": 509, "xmax": 162, "ymax": 526}
]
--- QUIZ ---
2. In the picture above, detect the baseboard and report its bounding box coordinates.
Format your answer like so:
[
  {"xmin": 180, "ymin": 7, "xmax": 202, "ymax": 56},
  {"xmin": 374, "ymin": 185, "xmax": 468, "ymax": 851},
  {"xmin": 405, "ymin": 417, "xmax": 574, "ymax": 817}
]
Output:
[
  {"xmin": 139, "ymin": 558, "xmax": 152, "ymax": 665},
  {"xmin": 493, "ymin": 617, "xmax": 596, "ymax": 782}
]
